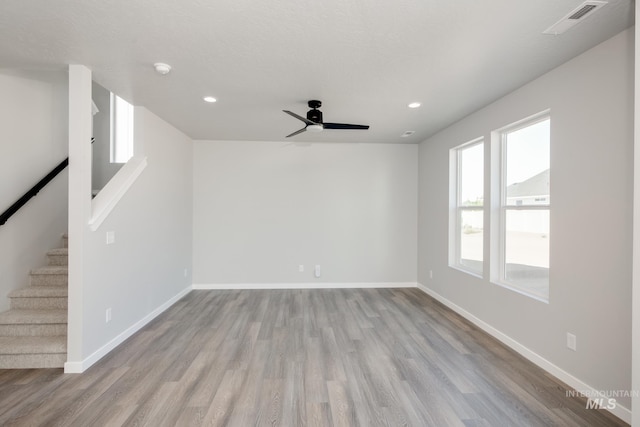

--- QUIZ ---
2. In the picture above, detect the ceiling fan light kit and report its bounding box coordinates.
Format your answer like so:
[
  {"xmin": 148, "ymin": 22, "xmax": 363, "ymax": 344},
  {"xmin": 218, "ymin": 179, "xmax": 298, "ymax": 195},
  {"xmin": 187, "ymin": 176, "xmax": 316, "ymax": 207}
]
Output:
[{"xmin": 283, "ymin": 100, "xmax": 370, "ymax": 138}]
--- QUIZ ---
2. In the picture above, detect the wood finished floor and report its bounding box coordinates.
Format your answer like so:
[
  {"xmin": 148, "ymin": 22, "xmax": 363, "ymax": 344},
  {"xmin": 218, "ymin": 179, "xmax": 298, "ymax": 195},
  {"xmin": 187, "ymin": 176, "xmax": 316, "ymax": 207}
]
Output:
[{"xmin": 0, "ymin": 288, "xmax": 628, "ymax": 426}]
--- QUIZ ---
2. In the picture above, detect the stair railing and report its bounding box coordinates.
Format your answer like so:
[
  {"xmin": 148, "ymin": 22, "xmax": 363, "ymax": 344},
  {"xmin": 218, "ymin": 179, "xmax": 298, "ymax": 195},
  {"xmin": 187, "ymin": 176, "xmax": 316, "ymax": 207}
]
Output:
[
  {"xmin": 0, "ymin": 158, "xmax": 69, "ymax": 226},
  {"xmin": 0, "ymin": 138, "xmax": 94, "ymax": 227}
]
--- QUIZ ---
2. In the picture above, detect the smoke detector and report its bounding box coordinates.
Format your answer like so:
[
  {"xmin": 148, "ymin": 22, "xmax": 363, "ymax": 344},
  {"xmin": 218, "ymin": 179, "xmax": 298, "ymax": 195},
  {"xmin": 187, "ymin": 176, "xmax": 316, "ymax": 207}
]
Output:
[
  {"xmin": 543, "ymin": 1, "xmax": 607, "ymax": 35},
  {"xmin": 153, "ymin": 62, "xmax": 172, "ymax": 75}
]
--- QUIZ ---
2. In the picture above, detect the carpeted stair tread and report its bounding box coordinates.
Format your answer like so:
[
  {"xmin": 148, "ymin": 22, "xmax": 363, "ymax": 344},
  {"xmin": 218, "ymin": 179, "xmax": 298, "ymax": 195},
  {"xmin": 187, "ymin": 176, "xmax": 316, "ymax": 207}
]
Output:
[
  {"xmin": 0, "ymin": 232, "xmax": 69, "ymax": 368},
  {"xmin": 9, "ymin": 286, "xmax": 68, "ymax": 298},
  {"xmin": 0, "ymin": 309, "xmax": 67, "ymax": 325},
  {"xmin": 0, "ymin": 336, "xmax": 66, "ymax": 355},
  {"xmin": 31, "ymin": 266, "xmax": 68, "ymax": 275},
  {"xmin": 46, "ymin": 248, "xmax": 68, "ymax": 256}
]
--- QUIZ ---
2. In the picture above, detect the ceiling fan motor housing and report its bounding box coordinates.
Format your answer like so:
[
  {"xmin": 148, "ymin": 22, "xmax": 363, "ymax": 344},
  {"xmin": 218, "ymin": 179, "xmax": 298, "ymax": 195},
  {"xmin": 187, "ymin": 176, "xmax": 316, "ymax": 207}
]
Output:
[{"xmin": 307, "ymin": 108, "xmax": 323, "ymax": 124}]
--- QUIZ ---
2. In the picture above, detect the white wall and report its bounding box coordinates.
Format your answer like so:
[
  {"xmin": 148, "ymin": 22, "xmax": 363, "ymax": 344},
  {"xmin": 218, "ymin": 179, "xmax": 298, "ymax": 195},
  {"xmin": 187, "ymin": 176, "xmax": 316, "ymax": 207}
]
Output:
[
  {"xmin": 67, "ymin": 65, "xmax": 193, "ymax": 369},
  {"xmin": 634, "ymin": 12, "xmax": 640, "ymax": 427},
  {"xmin": 80, "ymin": 107, "xmax": 193, "ymax": 358},
  {"xmin": 193, "ymin": 141, "xmax": 418, "ymax": 286},
  {"xmin": 418, "ymin": 28, "xmax": 633, "ymax": 413},
  {"xmin": 0, "ymin": 69, "xmax": 68, "ymax": 311}
]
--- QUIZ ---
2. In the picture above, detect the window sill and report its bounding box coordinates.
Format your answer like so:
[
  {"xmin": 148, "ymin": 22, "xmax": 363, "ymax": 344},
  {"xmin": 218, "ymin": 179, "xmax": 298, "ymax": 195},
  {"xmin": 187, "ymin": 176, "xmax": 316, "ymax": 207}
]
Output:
[
  {"xmin": 449, "ymin": 264, "xmax": 483, "ymax": 279},
  {"xmin": 491, "ymin": 280, "xmax": 549, "ymax": 304}
]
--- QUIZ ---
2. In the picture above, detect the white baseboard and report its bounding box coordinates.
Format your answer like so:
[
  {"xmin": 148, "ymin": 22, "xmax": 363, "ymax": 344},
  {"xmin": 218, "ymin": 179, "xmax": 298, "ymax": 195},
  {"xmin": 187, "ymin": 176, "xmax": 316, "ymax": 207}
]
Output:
[
  {"xmin": 192, "ymin": 282, "xmax": 417, "ymax": 290},
  {"xmin": 415, "ymin": 283, "xmax": 631, "ymax": 425},
  {"xmin": 64, "ymin": 285, "xmax": 191, "ymax": 374}
]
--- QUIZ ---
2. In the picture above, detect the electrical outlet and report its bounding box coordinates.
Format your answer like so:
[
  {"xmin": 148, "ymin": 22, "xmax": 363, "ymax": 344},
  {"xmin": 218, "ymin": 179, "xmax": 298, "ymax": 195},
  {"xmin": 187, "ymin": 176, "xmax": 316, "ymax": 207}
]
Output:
[
  {"xmin": 567, "ymin": 332, "xmax": 576, "ymax": 351},
  {"xmin": 314, "ymin": 265, "xmax": 321, "ymax": 278},
  {"xmin": 106, "ymin": 308, "xmax": 112, "ymax": 323},
  {"xmin": 106, "ymin": 231, "xmax": 115, "ymax": 245},
  {"xmin": 298, "ymin": 265, "xmax": 304, "ymax": 272},
  {"xmin": 429, "ymin": 270, "xmax": 433, "ymax": 279}
]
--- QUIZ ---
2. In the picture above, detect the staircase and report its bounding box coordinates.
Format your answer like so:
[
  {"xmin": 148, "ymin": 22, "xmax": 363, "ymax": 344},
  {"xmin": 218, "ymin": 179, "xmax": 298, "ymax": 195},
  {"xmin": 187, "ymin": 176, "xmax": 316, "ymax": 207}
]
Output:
[{"xmin": 0, "ymin": 234, "xmax": 68, "ymax": 369}]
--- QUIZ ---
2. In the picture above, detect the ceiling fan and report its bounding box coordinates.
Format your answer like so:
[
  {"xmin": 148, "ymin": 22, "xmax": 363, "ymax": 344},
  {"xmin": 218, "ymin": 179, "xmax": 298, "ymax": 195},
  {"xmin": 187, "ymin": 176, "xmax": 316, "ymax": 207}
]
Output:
[{"xmin": 283, "ymin": 100, "xmax": 370, "ymax": 138}]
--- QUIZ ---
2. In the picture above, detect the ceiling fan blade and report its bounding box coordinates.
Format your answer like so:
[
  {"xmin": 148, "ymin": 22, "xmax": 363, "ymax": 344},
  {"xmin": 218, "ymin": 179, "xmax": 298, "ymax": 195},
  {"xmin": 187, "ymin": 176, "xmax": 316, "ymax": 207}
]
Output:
[
  {"xmin": 323, "ymin": 122, "xmax": 370, "ymax": 130},
  {"xmin": 286, "ymin": 127, "xmax": 307, "ymax": 138},
  {"xmin": 283, "ymin": 110, "xmax": 315, "ymax": 126}
]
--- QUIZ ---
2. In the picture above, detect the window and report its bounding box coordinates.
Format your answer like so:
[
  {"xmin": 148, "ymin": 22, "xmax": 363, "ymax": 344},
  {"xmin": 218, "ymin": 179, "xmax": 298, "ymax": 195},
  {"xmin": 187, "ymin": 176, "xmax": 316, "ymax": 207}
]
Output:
[
  {"xmin": 450, "ymin": 138, "xmax": 484, "ymax": 275},
  {"xmin": 494, "ymin": 113, "xmax": 550, "ymax": 301},
  {"xmin": 110, "ymin": 93, "xmax": 134, "ymax": 164}
]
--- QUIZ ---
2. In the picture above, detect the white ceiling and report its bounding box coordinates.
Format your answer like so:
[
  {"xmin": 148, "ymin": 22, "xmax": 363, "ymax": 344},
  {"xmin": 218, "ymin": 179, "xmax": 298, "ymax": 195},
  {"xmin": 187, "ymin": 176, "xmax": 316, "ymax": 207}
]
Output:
[{"xmin": 0, "ymin": 0, "xmax": 634, "ymax": 143}]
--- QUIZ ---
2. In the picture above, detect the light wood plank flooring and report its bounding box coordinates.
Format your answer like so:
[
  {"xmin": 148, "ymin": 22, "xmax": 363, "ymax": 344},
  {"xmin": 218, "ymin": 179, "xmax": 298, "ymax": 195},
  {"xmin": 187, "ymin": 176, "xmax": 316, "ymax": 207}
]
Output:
[{"xmin": 0, "ymin": 288, "xmax": 628, "ymax": 426}]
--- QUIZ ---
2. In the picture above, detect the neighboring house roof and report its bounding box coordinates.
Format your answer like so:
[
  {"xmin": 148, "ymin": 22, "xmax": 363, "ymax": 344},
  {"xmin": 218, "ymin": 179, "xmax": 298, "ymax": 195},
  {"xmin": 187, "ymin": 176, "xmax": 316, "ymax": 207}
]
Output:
[{"xmin": 507, "ymin": 169, "xmax": 550, "ymax": 198}]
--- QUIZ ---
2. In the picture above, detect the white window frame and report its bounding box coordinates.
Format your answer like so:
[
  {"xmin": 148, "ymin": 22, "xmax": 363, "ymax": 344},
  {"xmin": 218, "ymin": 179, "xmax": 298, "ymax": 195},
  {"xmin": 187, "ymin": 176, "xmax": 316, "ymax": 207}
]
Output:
[
  {"xmin": 491, "ymin": 110, "xmax": 550, "ymax": 302},
  {"xmin": 110, "ymin": 93, "xmax": 134, "ymax": 164},
  {"xmin": 449, "ymin": 137, "xmax": 484, "ymax": 277}
]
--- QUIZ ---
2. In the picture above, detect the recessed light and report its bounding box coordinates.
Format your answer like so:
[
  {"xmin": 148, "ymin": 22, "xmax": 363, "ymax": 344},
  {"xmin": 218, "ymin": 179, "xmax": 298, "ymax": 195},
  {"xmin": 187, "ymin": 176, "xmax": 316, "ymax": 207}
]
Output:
[
  {"xmin": 401, "ymin": 131, "xmax": 415, "ymax": 137},
  {"xmin": 153, "ymin": 63, "xmax": 171, "ymax": 75},
  {"xmin": 408, "ymin": 102, "xmax": 421, "ymax": 109},
  {"xmin": 203, "ymin": 96, "xmax": 217, "ymax": 103}
]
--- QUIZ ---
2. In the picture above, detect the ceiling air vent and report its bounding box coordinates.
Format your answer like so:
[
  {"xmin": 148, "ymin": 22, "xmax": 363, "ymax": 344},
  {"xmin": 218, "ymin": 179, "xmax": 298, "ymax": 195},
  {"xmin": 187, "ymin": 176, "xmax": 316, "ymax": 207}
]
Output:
[
  {"xmin": 543, "ymin": 1, "xmax": 607, "ymax": 35},
  {"xmin": 569, "ymin": 4, "xmax": 598, "ymax": 20}
]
